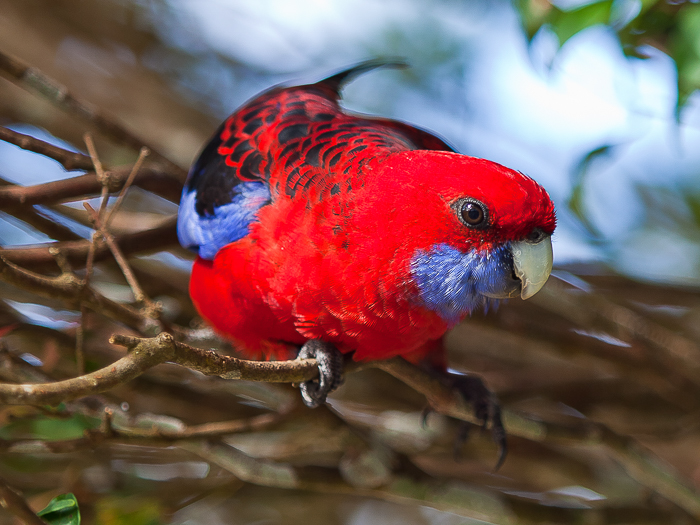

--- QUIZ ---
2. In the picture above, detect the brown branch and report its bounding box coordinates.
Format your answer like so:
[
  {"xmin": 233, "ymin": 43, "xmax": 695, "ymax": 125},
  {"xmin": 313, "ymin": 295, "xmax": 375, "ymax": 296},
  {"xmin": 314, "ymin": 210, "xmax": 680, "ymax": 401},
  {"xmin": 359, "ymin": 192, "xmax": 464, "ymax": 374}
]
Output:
[
  {"xmin": 0, "ymin": 216, "xmax": 179, "ymax": 270},
  {"xmin": 0, "ymin": 412, "xmax": 287, "ymax": 453},
  {"xmin": 532, "ymin": 280, "xmax": 700, "ymax": 386},
  {"xmin": 0, "ymin": 126, "xmax": 92, "ymax": 171},
  {"xmin": 0, "ymin": 168, "xmax": 182, "ymax": 209},
  {"xmin": 111, "ymin": 333, "xmax": 324, "ymax": 382},
  {"xmin": 0, "ymin": 255, "xmax": 145, "ymax": 329},
  {"xmin": 0, "ymin": 333, "xmax": 173, "ymax": 405},
  {"xmin": 0, "ymin": 49, "xmax": 187, "ymax": 179},
  {"xmin": 374, "ymin": 358, "xmax": 700, "ymax": 520},
  {"xmin": 0, "ymin": 477, "xmax": 48, "ymax": 525},
  {"xmin": 2, "ymin": 328, "xmax": 699, "ymax": 517},
  {"xmin": 104, "ymin": 147, "xmax": 150, "ymax": 229},
  {"xmin": 83, "ymin": 202, "xmax": 161, "ymax": 317},
  {"xmin": 0, "ymin": 333, "xmax": 321, "ymax": 406}
]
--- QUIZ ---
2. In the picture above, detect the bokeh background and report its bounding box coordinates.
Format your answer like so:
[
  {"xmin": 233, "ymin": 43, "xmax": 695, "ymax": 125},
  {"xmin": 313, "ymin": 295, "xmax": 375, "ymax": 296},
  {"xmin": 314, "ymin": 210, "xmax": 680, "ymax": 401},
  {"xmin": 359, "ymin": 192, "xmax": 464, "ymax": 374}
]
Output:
[{"xmin": 1, "ymin": 0, "xmax": 700, "ymax": 524}]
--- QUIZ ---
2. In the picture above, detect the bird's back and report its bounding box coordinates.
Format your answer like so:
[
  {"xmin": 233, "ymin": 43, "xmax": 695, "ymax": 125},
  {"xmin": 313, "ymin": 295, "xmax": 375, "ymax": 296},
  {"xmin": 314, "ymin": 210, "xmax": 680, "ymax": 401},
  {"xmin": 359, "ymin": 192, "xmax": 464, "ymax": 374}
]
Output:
[{"xmin": 177, "ymin": 62, "xmax": 453, "ymax": 261}]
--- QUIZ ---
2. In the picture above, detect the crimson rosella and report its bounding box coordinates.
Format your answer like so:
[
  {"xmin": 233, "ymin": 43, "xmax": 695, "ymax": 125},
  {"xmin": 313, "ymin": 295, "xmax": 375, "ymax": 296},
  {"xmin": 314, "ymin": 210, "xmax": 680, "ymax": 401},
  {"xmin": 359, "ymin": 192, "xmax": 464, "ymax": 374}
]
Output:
[{"xmin": 178, "ymin": 61, "xmax": 556, "ymax": 464}]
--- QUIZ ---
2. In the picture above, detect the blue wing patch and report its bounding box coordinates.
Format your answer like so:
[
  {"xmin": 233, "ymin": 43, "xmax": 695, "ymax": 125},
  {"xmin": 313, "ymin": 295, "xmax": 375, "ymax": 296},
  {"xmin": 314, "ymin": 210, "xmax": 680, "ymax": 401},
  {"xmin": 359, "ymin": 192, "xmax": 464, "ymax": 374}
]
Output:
[{"xmin": 177, "ymin": 181, "xmax": 271, "ymax": 260}]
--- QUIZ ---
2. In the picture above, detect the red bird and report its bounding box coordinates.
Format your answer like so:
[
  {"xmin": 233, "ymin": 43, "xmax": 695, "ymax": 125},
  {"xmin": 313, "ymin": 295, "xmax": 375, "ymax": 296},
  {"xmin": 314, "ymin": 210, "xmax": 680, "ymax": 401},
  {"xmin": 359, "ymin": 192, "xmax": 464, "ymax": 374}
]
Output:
[{"xmin": 178, "ymin": 62, "xmax": 556, "ymax": 462}]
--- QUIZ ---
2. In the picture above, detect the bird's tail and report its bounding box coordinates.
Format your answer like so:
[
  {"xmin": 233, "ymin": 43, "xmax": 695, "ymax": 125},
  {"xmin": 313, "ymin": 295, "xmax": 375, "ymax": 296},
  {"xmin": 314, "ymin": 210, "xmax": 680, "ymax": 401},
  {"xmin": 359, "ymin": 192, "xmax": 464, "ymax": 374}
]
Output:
[{"xmin": 317, "ymin": 58, "xmax": 408, "ymax": 96}]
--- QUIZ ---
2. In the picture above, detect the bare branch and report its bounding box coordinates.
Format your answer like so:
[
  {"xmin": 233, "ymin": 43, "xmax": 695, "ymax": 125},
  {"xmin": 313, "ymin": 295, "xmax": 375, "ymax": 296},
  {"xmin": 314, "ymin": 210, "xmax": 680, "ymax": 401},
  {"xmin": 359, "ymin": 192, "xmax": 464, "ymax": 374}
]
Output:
[
  {"xmin": 84, "ymin": 202, "xmax": 155, "ymax": 311},
  {"xmin": 0, "ymin": 216, "xmax": 179, "ymax": 270},
  {"xmin": 0, "ymin": 333, "xmax": 320, "ymax": 406},
  {"xmin": 0, "ymin": 126, "xmax": 92, "ymax": 171},
  {"xmin": 0, "ymin": 333, "xmax": 172, "ymax": 405},
  {"xmin": 104, "ymin": 147, "xmax": 150, "ymax": 229},
  {"xmin": 374, "ymin": 358, "xmax": 700, "ymax": 520},
  {"xmin": 0, "ymin": 168, "xmax": 182, "ymax": 209},
  {"xmin": 0, "ymin": 256, "xmax": 145, "ymax": 328},
  {"xmin": 111, "ymin": 333, "xmax": 324, "ymax": 382},
  {"xmin": 0, "ymin": 49, "xmax": 187, "ymax": 179},
  {"xmin": 533, "ymin": 280, "xmax": 700, "ymax": 385},
  {"xmin": 0, "ymin": 411, "xmax": 287, "ymax": 453}
]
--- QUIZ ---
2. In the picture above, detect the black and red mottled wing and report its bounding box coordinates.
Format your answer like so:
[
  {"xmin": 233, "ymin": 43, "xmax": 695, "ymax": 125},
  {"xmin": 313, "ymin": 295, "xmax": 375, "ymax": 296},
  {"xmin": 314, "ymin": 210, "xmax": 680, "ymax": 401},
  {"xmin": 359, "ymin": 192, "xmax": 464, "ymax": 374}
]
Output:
[{"xmin": 177, "ymin": 61, "xmax": 454, "ymax": 259}]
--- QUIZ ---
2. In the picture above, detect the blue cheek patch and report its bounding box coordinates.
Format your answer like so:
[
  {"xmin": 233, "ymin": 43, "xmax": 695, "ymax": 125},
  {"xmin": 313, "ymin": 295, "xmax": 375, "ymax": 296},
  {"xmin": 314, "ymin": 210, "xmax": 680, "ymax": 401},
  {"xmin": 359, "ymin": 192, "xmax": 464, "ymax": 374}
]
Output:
[
  {"xmin": 177, "ymin": 181, "xmax": 270, "ymax": 260},
  {"xmin": 410, "ymin": 243, "xmax": 513, "ymax": 324}
]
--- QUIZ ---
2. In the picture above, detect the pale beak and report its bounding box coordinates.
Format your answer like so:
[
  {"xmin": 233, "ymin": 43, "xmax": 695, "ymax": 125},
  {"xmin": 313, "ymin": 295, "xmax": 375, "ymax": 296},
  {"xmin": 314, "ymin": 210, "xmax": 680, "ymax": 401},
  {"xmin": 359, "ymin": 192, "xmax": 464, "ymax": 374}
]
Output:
[{"xmin": 511, "ymin": 236, "xmax": 553, "ymax": 299}]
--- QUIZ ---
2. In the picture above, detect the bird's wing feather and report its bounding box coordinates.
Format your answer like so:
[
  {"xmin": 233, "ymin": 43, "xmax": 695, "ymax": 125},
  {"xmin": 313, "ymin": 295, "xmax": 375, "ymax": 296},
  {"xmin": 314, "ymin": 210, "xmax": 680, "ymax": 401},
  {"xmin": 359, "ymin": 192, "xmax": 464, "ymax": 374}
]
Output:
[{"xmin": 178, "ymin": 61, "xmax": 454, "ymax": 259}]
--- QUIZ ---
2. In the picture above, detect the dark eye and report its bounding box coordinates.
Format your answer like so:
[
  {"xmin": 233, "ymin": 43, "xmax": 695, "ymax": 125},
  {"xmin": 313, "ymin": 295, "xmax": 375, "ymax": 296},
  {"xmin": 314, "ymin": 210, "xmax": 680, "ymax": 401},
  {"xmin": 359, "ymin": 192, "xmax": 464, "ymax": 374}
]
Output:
[{"xmin": 457, "ymin": 199, "xmax": 488, "ymax": 228}]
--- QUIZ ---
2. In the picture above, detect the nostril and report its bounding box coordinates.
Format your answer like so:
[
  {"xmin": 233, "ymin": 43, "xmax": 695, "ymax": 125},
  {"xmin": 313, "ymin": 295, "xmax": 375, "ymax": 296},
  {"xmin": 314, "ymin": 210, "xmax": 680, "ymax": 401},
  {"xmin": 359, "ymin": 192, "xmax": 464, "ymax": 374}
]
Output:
[{"xmin": 526, "ymin": 228, "xmax": 544, "ymax": 243}]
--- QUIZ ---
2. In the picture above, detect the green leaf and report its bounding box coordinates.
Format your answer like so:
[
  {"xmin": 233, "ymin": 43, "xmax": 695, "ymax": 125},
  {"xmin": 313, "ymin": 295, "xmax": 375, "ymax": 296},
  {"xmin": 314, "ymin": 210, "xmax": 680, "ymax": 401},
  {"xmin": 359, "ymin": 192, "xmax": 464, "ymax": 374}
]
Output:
[
  {"xmin": 671, "ymin": 4, "xmax": 700, "ymax": 110},
  {"xmin": 37, "ymin": 493, "xmax": 80, "ymax": 525},
  {"xmin": 516, "ymin": 0, "xmax": 700, "ymax": 110},
  {"xmin": 550, "ymin": 1, "xmax": 614, "ymax": 46},
  {"xmin": 515, "ymin": 0, "xmax": 555, "ymax": 41}
]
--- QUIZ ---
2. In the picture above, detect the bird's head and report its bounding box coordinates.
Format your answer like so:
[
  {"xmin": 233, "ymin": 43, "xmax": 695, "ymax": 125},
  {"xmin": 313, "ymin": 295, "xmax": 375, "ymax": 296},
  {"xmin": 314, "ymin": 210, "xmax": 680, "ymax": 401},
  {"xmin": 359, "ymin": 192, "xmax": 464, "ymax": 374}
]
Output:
[{"xmin": 365, "ymin": 150, "xmax": 556, "ymax": 323}]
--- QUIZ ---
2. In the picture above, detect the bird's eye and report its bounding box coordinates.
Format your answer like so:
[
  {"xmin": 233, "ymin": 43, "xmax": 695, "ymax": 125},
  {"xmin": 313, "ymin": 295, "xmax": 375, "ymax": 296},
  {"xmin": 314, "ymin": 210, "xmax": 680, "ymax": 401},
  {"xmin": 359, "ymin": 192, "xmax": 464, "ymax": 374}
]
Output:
[{"xmin": 457, "ymin": 199, "xmax": 488, "ymax": 228}]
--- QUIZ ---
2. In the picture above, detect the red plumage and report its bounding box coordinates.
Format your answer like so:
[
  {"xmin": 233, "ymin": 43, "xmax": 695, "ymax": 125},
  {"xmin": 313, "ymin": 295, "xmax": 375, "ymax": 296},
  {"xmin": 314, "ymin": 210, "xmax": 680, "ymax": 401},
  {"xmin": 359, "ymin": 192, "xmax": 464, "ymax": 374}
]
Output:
[{"xmin": 182, "ymin": 64, "xmax": 556, "ymax": 365}]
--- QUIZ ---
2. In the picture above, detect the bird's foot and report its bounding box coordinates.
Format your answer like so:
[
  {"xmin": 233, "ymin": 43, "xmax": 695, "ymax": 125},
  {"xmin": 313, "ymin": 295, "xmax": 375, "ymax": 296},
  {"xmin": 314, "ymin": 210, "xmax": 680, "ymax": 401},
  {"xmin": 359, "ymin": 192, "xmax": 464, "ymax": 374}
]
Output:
[
  {"xmin": 297, "ymin": 340, "xmax": 344, "ymax": 408},
  {"xmin": 451, "ymin": 373, "xmax": 507, "ymax": 470},
  {"xmin": 424, "ymin": 372, "xmax": 506, "ymax": 470}
]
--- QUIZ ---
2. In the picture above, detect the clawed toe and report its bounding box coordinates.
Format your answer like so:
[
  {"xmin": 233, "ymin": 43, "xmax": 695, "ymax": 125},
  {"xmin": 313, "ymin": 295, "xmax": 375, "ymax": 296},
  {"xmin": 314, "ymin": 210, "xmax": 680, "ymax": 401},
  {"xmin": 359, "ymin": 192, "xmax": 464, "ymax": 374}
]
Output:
[
  {"xmin": 449, "ymin": 373, "xmax": 507, "ymax": 470},
  {"xmin": 298, "ymin": 339, "xmax": 344, "ymax": 408}
]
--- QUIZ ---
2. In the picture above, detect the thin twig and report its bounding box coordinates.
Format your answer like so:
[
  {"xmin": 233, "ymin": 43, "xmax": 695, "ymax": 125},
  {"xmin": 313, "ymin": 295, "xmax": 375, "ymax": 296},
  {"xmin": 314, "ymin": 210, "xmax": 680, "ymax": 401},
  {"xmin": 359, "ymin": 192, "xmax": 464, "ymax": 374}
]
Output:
[
  {"xmin": 84, "ymin": 202, "xmax": 157, "ymax": 314},
  {"xmin": 83, "ymin": 133, "xmax": 111, "ymax": 218},
  {"xmin": 78, "ymin": 231, "xmax": 102, "ymax": 372},
  {"xmin": 0, "ymin": 126, "xmax": 93, "ymax": 171},
  {"xmin": 48, "ymin": 247, "xmax": 72, "ymax": 274},
  {"xmin": 0, "ymin": 49, "xmax": 187, "ymax": 179},
  {"xmin": 0, "ymin": 256, "xmax": 145, "ymax": 329},
  {"xmin": 75, "ymin": 136, "xmax": 116, "ymax": 374},
  {"xmin": 104, "ymin": 147, "xmax": 150, "ymax": 229}
]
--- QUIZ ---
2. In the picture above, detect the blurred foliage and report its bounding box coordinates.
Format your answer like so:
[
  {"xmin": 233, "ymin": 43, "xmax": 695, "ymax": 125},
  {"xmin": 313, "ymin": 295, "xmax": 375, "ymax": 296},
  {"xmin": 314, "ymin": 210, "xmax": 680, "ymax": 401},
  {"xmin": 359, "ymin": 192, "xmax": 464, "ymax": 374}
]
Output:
[
  {"xmin": 37, "ymin": 493, "xmax": 80, "ymax": 525},
  {"xmin": 515, "ymin": 0, "xmax": 700, "ymax": 108},
  {"xmin": 566, "ymin": 144, "xmax": 612, "ymax": 239},
  {"xmin": 0, "ymin": 410, "xmax": 99, "ymax": 441},
  {"xmin": 94, "ymin": 496, "xmax": 162, "ymax": 525}
]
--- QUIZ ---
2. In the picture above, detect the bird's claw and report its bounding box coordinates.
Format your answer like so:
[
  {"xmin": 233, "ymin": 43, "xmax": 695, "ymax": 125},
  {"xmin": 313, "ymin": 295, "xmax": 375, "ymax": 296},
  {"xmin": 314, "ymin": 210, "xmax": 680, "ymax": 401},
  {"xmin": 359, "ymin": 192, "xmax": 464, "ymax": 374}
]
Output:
[
  {"xmin": 298, "ymin": 340, "xmax": 344, "ymax": 408},
  {"xmin": 449, "ymin": 373, "xmax": 507, "ymax": 471}
]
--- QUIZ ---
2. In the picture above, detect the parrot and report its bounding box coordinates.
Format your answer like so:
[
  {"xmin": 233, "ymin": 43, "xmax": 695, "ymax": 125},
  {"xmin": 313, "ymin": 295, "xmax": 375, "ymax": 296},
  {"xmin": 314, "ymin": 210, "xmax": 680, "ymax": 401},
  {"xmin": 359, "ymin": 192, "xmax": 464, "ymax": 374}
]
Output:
[{"xmin": 177, "ymin": 61, "xmax": 556, "ymax": 465}]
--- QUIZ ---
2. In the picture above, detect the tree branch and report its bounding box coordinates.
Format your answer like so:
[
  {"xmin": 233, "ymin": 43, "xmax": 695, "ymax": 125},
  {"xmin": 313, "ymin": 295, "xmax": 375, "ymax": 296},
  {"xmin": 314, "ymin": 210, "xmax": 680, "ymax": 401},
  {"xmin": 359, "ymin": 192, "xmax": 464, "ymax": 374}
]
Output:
[
  {"xmin": 374, "ymin": 358, "xmax": 700, "ymax": 520},
  {"xmin": 0, "ymin": 216, "xmax": 180, "ymax": 270},
  {"xmin": 0, "ymin": 168, "xmax": 182, "ymax": 209},
  {"xmin": 0, "ymin": 125, "xmax": 93, "ymax": 171},
  {"xmin": 0, "ymin": 49, "xmax": 187, "ymax": 179},
  {"xmin": 0, "ymin": 411, "xmax": 289, "ymax": 453},
  {"xmin": 0, "ymin": 333, "xmax": 320, "ymax": 406},
  {"xmin": 0, "ymin": 255, "xmax": 146, "ymax": 328}
]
